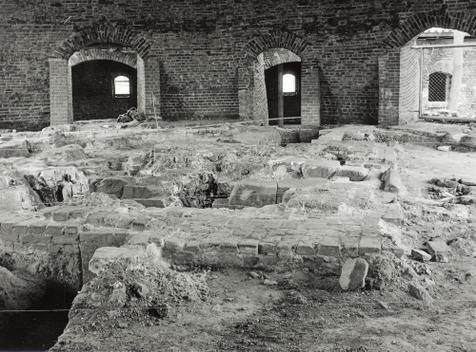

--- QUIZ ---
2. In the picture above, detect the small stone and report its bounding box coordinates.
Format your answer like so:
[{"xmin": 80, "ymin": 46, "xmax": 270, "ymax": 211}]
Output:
[
  {"xmin": 426, "ymin": 240, "xmax": 450, "ymax": 262},
  {"xmin": 339, "ymin": 258, "xmax": 369, "ymax": 291},
  {"xmin": 263, "ymin": 279, "xmax": 278, "ymax": 286},
  {"xmin": 380, "ymin": 167, "xmax": 406, "ymax": 194},
  {"xmin": 249, "ymin": 271, "xmax": 261, "ymax": 279},
  {"xmin": 411, "ymin": 249, "xmax": 432, "ymax": 262},
  {"xmin": 376, "ymin": 300, "xmax": 390, "ymax": 310},
  {"xmin": 408, "ymin": 283, "xmax": 433, "ymax": 304},
  {"xmin": 437, "ymin": 146, "xmax": 452, "ymax": 152},
  {"xmin": 118, "ymin": 322, "xmax": 129, "ymax": 329},
  {"xmin": 286, "ymin": 291, "xmax": 307, "ymax": 305},
  {"xmin": 109, "ymin": 283, "xmax": 127, "ymax": 307}
]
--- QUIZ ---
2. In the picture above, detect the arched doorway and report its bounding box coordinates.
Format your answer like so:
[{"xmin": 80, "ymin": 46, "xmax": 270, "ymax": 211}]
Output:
[
  {"xmin": 262, "ymin": 49, "xmax": 302, "ymax": 125},
  {"xmin": 253, "ymin": 48, "xmax": 303, "ymax": 126},
  {"xmin": 379, "ymin": 11, "xmax": 476, "ymax": 125},
  {"xmin": 238, "ymin": 31, "xmax": 320, "ymax": 126},
  {"xmin": 49, "ymin": 24, "xmax": 154, "ymax": 126},
  {"xmin": 71, "ymin": 60, "xmax": 137, "ymax": 121}
]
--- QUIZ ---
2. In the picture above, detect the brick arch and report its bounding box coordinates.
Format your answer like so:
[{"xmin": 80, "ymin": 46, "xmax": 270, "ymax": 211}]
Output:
[
  {"xmin": 383, "ymin": 10, "xmax": 476, "ymax": 48},
  {"xmin": 55, "ymin": 23, "xmax": 151, "ymax": 59},
  {"xmin": 68, "ymin": 48, "xmax": 137, "ymax": 68},
  {"xmin": 241, "ymin": 30, "xmax": 308, "ymax": 65}
]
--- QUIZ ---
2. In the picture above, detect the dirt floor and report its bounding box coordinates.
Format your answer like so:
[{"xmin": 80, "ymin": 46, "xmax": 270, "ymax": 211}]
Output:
[
  {"xmin": 52, "ymin": 258, "xmax": 476, "ymax": 352},
  {"xmin": 1, "ymin": 121, "xmax": 475, "ymax": 352}
]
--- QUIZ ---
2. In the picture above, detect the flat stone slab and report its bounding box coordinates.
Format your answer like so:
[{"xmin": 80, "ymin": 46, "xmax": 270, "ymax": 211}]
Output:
[
  {"xmin": 339, "ymin": 258, "xmax": 369, "ymax": 291},
  {"xmin": 302, "ymin": 160, "xmax": 340, "ymax": 179},
  {"xmin": 228, "ymin": 180, "xmax": 278, "ymax": 208}
]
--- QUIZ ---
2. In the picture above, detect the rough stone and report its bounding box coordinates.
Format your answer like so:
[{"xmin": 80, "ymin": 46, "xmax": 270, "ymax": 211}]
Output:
[
  {"xmin": 336, "ymin": 165, "xmax": 369, "ymax": 181},
  {"xmin": 228, "ymin": 180, "xmax": 277, "ymax": 208},
  {"xmin": 408, "ymin": 282, "xmax": 433, "ymax": 304},
  {"xmin": 437, "ymin": 146, "xmax": 452, "ymax": 152},
  {"xmin": 426, "ymin": 240, "xmax": 450, "ymax": 262},
  {"xmin": 411, "ymin": 249, "xmax": 432, "ymax": 262},
  {"xmin": 380, "ymin": 167, "xmax": 406, "ymax": 194},
  {"xmin": 339, "ymin": 258, "xmax": 369, "ymax": 291},
  {"xmin": 382, "ymin": 202, "xmax": 405, "ymax": 225},
  {"xmin": 93, "ymin": 178, "xmax": 129, "ymax": 198},
  {"xmin": 302, "ymin": 160, "xmax": 340, "ymax": 179}
]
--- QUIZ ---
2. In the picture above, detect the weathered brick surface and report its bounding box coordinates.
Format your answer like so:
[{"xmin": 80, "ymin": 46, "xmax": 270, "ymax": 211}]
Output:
[{"xmin": 2, "ymin": 1, "xmax": 476, "ymax": 130}]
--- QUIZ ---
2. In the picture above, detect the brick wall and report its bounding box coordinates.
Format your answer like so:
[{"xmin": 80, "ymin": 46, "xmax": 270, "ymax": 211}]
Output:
[
  {"xmin": 2, "ymin": 1, "xmax": 476, "ymax": 130},
  {"xmin": 398, "ymin": 40, "xmax": 421, "ymax": 124}
]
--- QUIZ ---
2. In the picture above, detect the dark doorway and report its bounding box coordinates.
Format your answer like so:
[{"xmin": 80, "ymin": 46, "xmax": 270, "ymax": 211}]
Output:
[
  {"xmin": 72, "ymin": 60, "xmax": 137, "ymax": 121},
  {"xmin": 265, "ymin": 62, "xmax": 302, "ymax": 125}
]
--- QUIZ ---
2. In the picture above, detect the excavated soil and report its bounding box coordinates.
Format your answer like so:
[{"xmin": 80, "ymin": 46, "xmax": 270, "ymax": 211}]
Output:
[{"xmin": 0, "ymin": 121, "xmax": 475, "ymax": 351}]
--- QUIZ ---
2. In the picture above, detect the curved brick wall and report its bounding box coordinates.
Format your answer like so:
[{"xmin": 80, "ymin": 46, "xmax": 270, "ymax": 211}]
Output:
[{"xmin": 1, "ymin": 1, "xmax": 476, "ymax": 130}]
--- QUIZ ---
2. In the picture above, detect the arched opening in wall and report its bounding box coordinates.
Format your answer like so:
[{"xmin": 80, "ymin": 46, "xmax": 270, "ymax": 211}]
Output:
[
  {"xmin": 254, "ymin": 48, "xmax": 302, "ymax": 126},
  {"xmin": 397, "ymin": 27, "xmax": 476, "ymax": 124},
  {"xmin": 50, "ymin": 30, "xmax": 151, "ymax": 126},
  {"xmin": 71, "ymin": 59, "xmax": 137, "ymax": 121}
]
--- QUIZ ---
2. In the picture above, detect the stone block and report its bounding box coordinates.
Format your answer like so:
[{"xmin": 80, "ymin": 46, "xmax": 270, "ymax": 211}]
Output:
[
  {"xmin": 20, "ymin": 233, "xmax": 52, "ymax": 246},
  {"xmin": 52, "ymin": 236, "xmax": 79, "ymax": 245},
  {"xmin": 79, "ymin": 231, "xmax": 113, "ymax": 245},
  {"xmin": 94, "ymin": 178, "xmax": 128, "ymax": 198},
  {"xmin": 12, "ymin": 224, "xmax": 30, "ymax": 237},
  {"xmin": 277, "ymin": 243, "xmax": 294, "ymax": 258},
  {"xmin": 382, "ymin": 202, "xmax": 405, "ymax": 225},
  {"xmin": 318, "ymin": 238, "xmax": 341, "ymax": 257},
  {"xmin": 85, "ymin": 212, "xmax": 109, "ymax": 226},
  {"xmin": 52, "ymin": 210, "xmax": 70, "ymax": 222},
  {"xmin": 340, "ymin": 237, "xmax": 360, "ymax": 258},
  {"xmin": 359, "ymin": 237, "xmax": 381, "ymax": 255},
  {"xmin": 411, "ymin": 248, "xmax": 432, "ymax": 262},
  {"xmin": 258, "ymin": 242, "xmax": 277, "ymax": 255},
  {"xmin": 212, "ymin": 198, "xmax": 230, "ymax": 209},
  {"xmin": 302, "ymin": 160, "xmax": 340, "ymax": 179},
  {"xmin": 134, "ymin": 198, "xmax": 166, "ymax": 208},
  {"xmin": 64, "ymin": 226, "xmax": 79, "ymax": 237},
  {"xmin": 229, "ymin": 180, "xmax": 278, "ymax": 208},
  {"xmin": 215, "ymin": 253, "xmax": 242, "ymax": 267},
  {"xmin": 164, "ymin": 239, "xmax": 186, "ymax": 253},
  {"xmin": 238, "ymin": 240, "xmax": 259, "ymax": 256},
  {"xmin": 220, "ymin": 241, "xmax": 239, "ymax": 254},
  {"xmin": 243, "ymin": 256, "xmax": 260, "ymax": 267},
  {"xmin": 1, "ymin": 223, "xmax": 21, "ymax": 242},
  {"xmin": 294, "ymin": 243, "xmax": 315, "ymax": 256},
  {"xmin": 29, "ymin": 224, "xmax": 46, "ymax": 235},
  {"xmin": 122, "ymin": 185, "xmax": 156, "ymax": 199},
  {"xmin": 336, "ymin": 165, "xmax": 369, "ymax": 181},
  {"xmin": 172, "ymin": 251, "xmax": 196, "ymax": 265},
  {"xmin": 184, "ymin": 241, "xmax": 201, "ymax": 254},
  {"xmin": 45, "ymin": 225, "xmax": 64, "ymax": 236},
  {"xmin": 425, "ymin": 240, "xmax": 450, "ymax": 262},
  {"xmin": 339, "ymin": 258, "xmax": 369, "ymax": 291}
]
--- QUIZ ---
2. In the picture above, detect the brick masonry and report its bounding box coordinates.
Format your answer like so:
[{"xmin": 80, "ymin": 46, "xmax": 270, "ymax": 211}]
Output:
[{"xmin": 2, "ymin": 1, "xmax": 476, "ymax": 130}]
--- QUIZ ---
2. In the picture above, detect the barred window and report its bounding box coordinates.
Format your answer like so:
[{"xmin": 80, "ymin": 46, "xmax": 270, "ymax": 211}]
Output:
[{"xmin": 428, "ymin": 72, "xmax": 451, "ymax": 102}]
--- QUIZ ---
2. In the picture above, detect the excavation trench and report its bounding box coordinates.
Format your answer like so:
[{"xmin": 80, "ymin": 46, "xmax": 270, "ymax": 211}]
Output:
[{"xmin": 0, "ymin": 278, "xmax": 77, "ymax": 351}]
